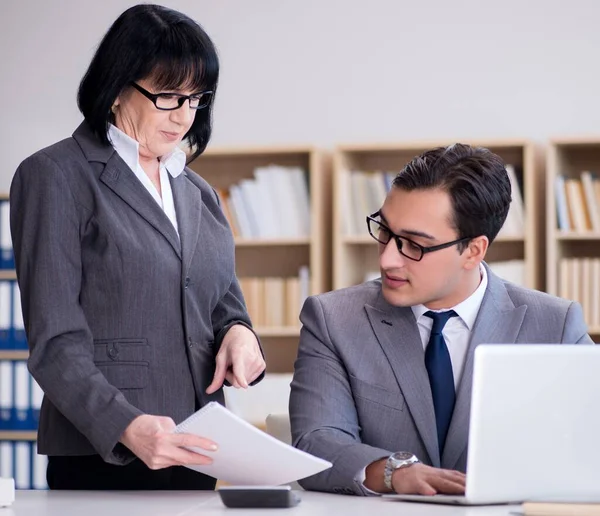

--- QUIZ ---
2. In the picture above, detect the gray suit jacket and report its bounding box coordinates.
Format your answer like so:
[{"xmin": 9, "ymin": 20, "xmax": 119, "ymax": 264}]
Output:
[
  {"xmin": 10, "ymin": 122, "xmax": 260, "ymax": 465},
  {"xmin": 289, "ymin": 265, "xmax": 593, "ymax": 495}
]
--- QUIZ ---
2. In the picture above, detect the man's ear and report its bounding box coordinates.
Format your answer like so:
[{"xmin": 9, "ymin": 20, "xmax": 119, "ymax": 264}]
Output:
[{"xmin": 463, "ymin": 235, "xmax": 489, "ymax": 271}]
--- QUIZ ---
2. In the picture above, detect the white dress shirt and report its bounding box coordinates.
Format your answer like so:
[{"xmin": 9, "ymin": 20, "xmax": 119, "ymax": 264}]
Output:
[
  {"xmin": 107, "ymin": 124, "xmax": 186, "ymax": 236},
  {"xmin": 357, "ymin": 265, "xmax": 488, "ymax": 492},
  {"xmin": 411, "ymin": 264, "xmax": 488, "ymax": 388}
]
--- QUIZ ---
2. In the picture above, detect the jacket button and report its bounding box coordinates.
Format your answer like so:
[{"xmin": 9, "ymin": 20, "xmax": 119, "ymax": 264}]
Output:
[
  {"xmin": 184, "ymin": 277, "xmax": 190, "ymax": 289},
  {"xmin": 108, "ymin": 345, "xmax": 119, "ymax": 360},
  {"xmin": 188, "ymin": 337, "xmax": 193, "ymax": 348}
]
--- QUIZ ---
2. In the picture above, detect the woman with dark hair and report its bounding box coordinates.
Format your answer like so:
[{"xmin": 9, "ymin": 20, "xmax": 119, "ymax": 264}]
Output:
[{"xmin": 9, "ymin": 4, "xmax": 265, "ymax": 490}]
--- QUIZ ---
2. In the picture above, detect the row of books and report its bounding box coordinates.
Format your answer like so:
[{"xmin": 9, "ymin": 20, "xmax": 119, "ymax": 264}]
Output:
[
  {"xmin": 558, "ymin": 258, "xmax": 600, "ymax": 327},
  {"xmin": 555, "ymin": 172, "xmax": 600, "ymax": 231},
  {"xmin": 239, "ymin": 267, "xmax": 310, "ymax": 328},
  {"xmin": 342, "ymin": 165, "xmax": 525, "ymax": 238},
  {"xmin": 217, "ymin": 165, "xmax": 311, "ymax": 239},
  {"xmin": 0, "ymin": 280, "xmax": 26, "ymax": 350},
  {"xmin": 0, "ymin": 201, "xmax": 12, "ymax": 270},
  {"xmin": 0, "ymin": 441, "xmax": 47, "ymax": 490},
  {"xmin": 0, "ymin": 360, "xmax": 42, "ymax": 431}
]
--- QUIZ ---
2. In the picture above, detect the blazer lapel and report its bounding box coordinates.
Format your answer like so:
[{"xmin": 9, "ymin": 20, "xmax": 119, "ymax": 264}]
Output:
[
  {"xmin": 170, "ymin": 172, "xmax": 202, "ymax": 275},
  {"xmin": 365, "ymin": 293, "xmax": 440, "ymax": 467},
  {"xmin": 99, "ymin": 154, "xmax": 182, "ymax": 260},
  {"xmin": 72, "ymin": 121, "xmax": 182, "ymax": 259},
  {"xmin": 442, "ymin": 264, "xmax": 527, "ymax": 469}
]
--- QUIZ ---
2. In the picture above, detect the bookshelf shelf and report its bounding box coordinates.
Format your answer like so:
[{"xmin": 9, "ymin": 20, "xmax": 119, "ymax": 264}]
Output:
[
  {"xmin": 234, "ymin": 238, "xmax": 311, "ymax": 247},
  {"xmin": 0, "ymin": 270, "xmax": 16, "ymax": 280},
  {"xmin": 341, "ymin": 235, "xmax": 375, "ymax": 245},
  {"xmin": 188, "ymin": 146, "xmax": 331, "ymax": 373},
  {"xmin": 0, "ymin": 350, "xmax": 28, "ymax": 360},
  {"xmin": 0, "ymin": 431, "xmax": 37, "ymax": 441},
  {"xmin": 340, "ymin": 235, "xmax": 526, "ymax": 246},
  {"xmin": 493, "ymin": 235, "xmax": 526, "ymax": 243},
  {"xmin": 254, "ymin": 326, "xmax": 301, "ymax": 337},
  {"xmin": 333, "ymin": 140, "xmax": 541, "ymax": 290},
  {"xmin": 556, "ymin": 232, "xmax": 600, "ymax": 241}
]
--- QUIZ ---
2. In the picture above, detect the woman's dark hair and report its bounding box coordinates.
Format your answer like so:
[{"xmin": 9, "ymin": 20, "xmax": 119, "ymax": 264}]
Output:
[
  {"xmin": 77, "ymin": 4, "xmax": 219, "ymax": 162},
  {"xmin": 392, "ymin": 144, "xmax": 512, "ymax": 250}
]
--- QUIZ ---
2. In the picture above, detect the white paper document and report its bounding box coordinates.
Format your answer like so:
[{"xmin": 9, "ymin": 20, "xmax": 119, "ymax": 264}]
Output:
[{"xmin": 174, "ymin": 402, "xmax": 332, "ymax": 485}]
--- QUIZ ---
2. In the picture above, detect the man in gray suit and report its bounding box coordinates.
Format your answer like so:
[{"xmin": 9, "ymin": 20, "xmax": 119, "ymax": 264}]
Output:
[{"xmin": 290, "ymin": 144, "xmax": 592, "ymax": 496}]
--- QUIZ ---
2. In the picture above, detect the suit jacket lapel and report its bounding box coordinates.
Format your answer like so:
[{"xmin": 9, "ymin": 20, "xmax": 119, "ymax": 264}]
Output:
[
  {"xmin": 170, "ymin": 172, "xmax": 202, "ymax": 275},
  {"xmin": 99, "ymin": 153, "xmax": 182, "ymax": 260},
  {"xmin": 365, "ymin": 293, "xmax": 440, "ymax": 467},
  {"xmin": 72, "ymin": 122, "xmax": 182, "ymax": 260},
  {"xmin": 442, "ymin": 264, "xmax": 527, "ymax": 469}
]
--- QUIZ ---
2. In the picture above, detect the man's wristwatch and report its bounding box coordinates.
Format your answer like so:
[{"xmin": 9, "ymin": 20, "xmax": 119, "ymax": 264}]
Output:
[{"xmin": 383, "ymin": 451, "xmax": 420, "ymax": 491}]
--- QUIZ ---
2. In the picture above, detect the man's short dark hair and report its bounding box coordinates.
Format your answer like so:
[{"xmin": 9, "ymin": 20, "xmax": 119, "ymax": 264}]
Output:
[
  {"xmin": 392, "ymin": 144, "xmax": 512, "ymax": 250},
  {"xmin": 77, "ymin": 4, "xmax": 219, "ymax": 161}
]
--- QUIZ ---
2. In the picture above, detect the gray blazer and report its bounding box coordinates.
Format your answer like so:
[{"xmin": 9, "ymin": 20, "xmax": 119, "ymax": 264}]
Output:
[
  {"xmin": 289, "ymin": 265, "xmax": 593, "ymax": 495},
  {"xmin": 10, "ymin": 122, "xmax": 260, "ymax": 465}
]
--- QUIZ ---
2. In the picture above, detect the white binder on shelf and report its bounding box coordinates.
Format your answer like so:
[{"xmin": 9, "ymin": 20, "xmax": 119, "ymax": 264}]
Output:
[
  {"xmin": 12, "ymin": 283, "xmax": 26, "ymax": 349},
  {"xmin": 14, "ymin": 361, "xmax": 29, "ymax": 427},
  {"xmin": 32, "ymin": 451, "xmax": 48, "ymax": 490},
  {"xmin": 0, "ymin": 442, "xmax": 13, "ymax": 480},
  {"xmin": 0, "ymin": 361, "xmax": 12, "ymax": 427},
  {"xmin": 0, "ymin": 282, "xmax": 11, "ymax": 348},
  {"xmin": 14, "ymin": 441, "xmax": 30, "ymax": 490},
  {"xmin": 0, "ymin": 200, "xmax": 12, "ymax": 269}
]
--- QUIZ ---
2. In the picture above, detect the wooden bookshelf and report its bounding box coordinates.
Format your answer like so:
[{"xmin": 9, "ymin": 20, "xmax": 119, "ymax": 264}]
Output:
[
  {"xmin": 547, "ymin": 139, "xmax": 600, "ymax": 339},
  {"xmin": 254, "ymin": 326, "xmax": 300, "ymax": 338},
  {"xmin": 0, "ymin": 189, "xmax": 34, "ymax": 441},
  {"xmin": 188, "ymin": 146, "xmax": 331, "ymax": 372},
  {"xmin": 0, "ymin": 431, "xmax": 37, "ymax": 441},
  {"xmin": 0, "ymin": 270, "xmax": 16, "ymax": 280},
  {"xmin": 0, "ymin": 263, "xmax": 25, "ymax": 360},
  {"xmin": 0, "ymin": 350, "xmax": 28, "ymax": 360},
  {"xmin": 333, "ymin": 140, "xmax": 542, "ymax": 291}
]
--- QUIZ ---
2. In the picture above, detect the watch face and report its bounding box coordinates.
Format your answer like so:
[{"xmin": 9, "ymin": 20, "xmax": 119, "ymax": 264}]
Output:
[{"xmin": 392, "ymin": 451, "xmax": 414, "ymax": 462}]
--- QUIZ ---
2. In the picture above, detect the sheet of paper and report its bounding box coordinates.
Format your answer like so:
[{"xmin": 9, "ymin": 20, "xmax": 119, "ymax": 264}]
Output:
[{"xmin": 174, "ymin": 402, "xmax": 331, "ymax": 485}]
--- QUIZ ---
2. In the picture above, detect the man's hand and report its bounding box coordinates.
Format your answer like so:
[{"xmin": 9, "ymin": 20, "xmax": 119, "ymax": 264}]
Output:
[
  {"xmin": 120, "ymin": 414, "xmax": 217, "ymax": 470},
  {"xmin": 392, "ymin": 463, "xmax": 466, "ymax": 495},
  {"xmin": 206, "ymin": 324, "xmax": 266, "ymax": 394},
  {"xmin": 364, "ymin": 458, "xmax": 466, "ymax": 495}
]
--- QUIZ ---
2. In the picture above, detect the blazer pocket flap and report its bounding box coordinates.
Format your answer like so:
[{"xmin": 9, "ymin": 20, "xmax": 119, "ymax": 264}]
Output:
[
  {"xmin": 349, "ymin": 374, "xmax": 404, "ymax": 411},
  {"xmin": 96, "ymin": 362, "xmax": 148, "ymax": 390},
  {"xmin": 93, "ymin": 339, "xmax": 149, "ymax": 363}
]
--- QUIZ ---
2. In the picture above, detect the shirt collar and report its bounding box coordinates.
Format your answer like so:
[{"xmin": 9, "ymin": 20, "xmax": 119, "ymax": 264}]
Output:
[
  {"xmin": 107, "ymin": 124, "xmax": 186, "ymax": 178},
  {"xmin": 411, "ymin": 263, "xmax": 488, "ymax": 330}
]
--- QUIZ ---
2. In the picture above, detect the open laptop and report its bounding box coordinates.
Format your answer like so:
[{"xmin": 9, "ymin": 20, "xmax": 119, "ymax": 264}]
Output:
[{"xmin": 385, "ymin": 344, "xmax": 600, "ymax": 505}]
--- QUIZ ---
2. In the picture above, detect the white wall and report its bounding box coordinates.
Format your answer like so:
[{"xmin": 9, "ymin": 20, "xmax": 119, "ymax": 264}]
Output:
[{"xmin": 2, "ymin": 0, "xmax": 600, "ymax": 191}]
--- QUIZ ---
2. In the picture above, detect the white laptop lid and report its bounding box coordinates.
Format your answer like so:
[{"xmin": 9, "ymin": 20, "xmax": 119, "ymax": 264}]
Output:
[{"xmin": 465, "ymin": 344, "xmax": 600, "ymax": 504}]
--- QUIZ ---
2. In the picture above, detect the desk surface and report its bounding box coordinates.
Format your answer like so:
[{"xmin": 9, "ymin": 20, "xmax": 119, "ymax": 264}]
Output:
[{"xmin": 5, "ymin": 491, "xmax": 521, "ymax": 516}]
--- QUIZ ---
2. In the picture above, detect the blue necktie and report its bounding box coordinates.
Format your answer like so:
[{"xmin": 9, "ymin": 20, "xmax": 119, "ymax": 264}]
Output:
[{"xmin": 424, "ymin": 310, "xmax": 457, "ymax": 457}]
